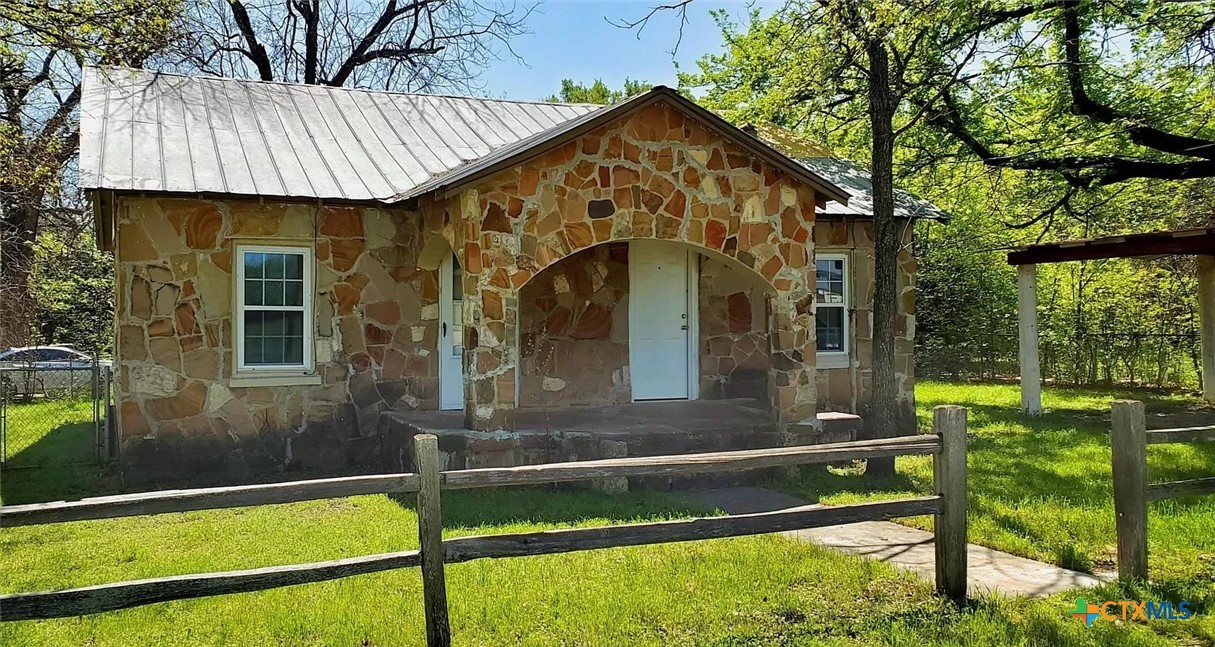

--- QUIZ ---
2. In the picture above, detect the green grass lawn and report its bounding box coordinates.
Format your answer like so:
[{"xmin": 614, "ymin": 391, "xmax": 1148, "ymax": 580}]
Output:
[
  {"xmin": 1, "ymin": 398, "xmax": 112, "ymax": 505},
  {"xmin": 774, "ymin": 380, "xmax": 1215, "ymax": 643},
  {"xmin": 1, "ymin": 381, "xmax": 1212, "ymax": 645}
]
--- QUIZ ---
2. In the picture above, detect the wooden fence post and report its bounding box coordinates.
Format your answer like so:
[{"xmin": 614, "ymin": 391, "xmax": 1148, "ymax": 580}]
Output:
[
  {"xmin": 933, "ymin": 405, "xmax": 967, "ymax": 602},
  {"xmin": 415, "ymin": 434, "xmax": 451, "ymax": 647},
  {"xmin": 1111, "ymin": 400, "xmax": 1148, "ymax": 581}
]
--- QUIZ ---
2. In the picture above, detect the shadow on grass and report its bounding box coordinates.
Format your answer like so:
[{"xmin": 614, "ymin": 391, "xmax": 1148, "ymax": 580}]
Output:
[
  {"xmin": 390, "ymin": 485, "xmax": 710, "ymax": 531},
  {"xmin": 1, "ymin": 422, "xmax": 114, "ymax": 506}
]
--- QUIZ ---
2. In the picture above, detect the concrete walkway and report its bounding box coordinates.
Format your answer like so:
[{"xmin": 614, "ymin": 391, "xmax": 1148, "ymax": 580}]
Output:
[{"xmin": 680, "ymin": 487, "xmax": 1108, "ymax": 599}]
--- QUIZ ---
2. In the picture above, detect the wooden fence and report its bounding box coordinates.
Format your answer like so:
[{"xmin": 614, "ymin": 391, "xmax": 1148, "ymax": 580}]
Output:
[
  {"xmin": 1110, "ymin": 399, "xmax": 1215, "ymax": 581},
  {"xmin": 0, "ymin": 405, "xmax": 969, "ymax": 645}
]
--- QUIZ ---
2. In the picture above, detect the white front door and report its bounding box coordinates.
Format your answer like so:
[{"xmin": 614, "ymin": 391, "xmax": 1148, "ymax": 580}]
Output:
[
  {"xmin": 439, "ymin": 254, "xmax": 464, "ymax": 410},
  {"xmin": 629, "ymin": 241, "xmax": 693, "ymax": 400}
]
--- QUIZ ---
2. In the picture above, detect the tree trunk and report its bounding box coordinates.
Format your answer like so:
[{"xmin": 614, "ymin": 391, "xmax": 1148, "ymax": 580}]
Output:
[
  {"xmin": 865, "ymin": 37, "xmax": 900, "ymax": 479},
  {"xmin": 0, "ymin": 197, "xmax": 40, "ymax": 349}
]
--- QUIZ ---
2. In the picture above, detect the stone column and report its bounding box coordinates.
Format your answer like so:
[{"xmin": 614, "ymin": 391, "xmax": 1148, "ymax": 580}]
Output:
[
  {"xmin": 458, "ymin": 189, "xmax": 521, "ymax": 431},
  {"xmin": 768, "ymin": 284, "xmax": 816, "ymax": 429},
  {"xmin": 1198, "ymin": 255, "xmax": 1215, "ymax": 403},
  {"xmin": 462, "ymin": 281, "xmax": 519, "ymax": 430},
  {"xmin": 1017, "ymin": 264, "xmax": 1042, "ymax": 415}
]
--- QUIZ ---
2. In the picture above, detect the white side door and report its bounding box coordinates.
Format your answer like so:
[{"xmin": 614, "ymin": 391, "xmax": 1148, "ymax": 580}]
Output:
[
  {"xmin": 629, "ymin": 241, "xmax": 692, "ymax": 400},
  {"xmin": 439, "ymin": 254, "xmax": 464, "ymax": 410}
]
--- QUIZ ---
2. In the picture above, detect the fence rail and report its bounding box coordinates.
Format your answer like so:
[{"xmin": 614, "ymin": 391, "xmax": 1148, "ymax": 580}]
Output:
[
  {"xmin": 1110, "ymin": 400, "xmax": 1215, "ymax": 581},
  {"xmin": 0, "ymin": 406, "xmax": 969, "ymax": 645}
]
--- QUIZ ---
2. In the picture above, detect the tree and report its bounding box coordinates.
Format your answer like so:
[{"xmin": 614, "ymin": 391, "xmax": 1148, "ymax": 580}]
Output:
[
  {"xmin": 174, "ymin": 0, "xmax": 531, "ymax": 92},
  {"xmin": 0, "ymin": 0, "xmax": 178, "ymax": 348},
  {"xmin": 28, "ymin": 230, "xmax": 113, "ymax": 353},
  {"xmin": 681, "ymin": 3, "xmax": 1214, "ymax": 402},
  {"xmin": 924, "ymin": 0, "xmax": 1215, "ymax": 203},
  {"xmin": 677, "ymin": 2, "xmax": 1010, "ymax": 476},
  {"xmin": 545, "ymin": 78, "xmax": 649, "ymax": 104}
]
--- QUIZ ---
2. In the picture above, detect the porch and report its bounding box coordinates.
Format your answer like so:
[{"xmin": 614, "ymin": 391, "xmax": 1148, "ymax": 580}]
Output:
[{"xmin": 379, "ymin": 399, "xmax": 862, "ymax": 473}]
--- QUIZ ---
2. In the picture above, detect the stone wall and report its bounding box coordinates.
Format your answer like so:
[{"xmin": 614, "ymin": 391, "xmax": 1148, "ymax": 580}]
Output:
[
  {"xmin": 813, "ymin": 218, "xmax": 916, "ymax": 426},
  {"xmin": 518, "ymin": 243, "xmax": 631, "ymax": 407},
  {"xmin": 114, "ymin": 197, "xmax": 438, "ymax": 482},
  {"xmin": 699, "ymin": 257, "xmax": 771, "ymax": 400},
  {"xmin": 452, "ymin": 99, "xmax": 821, "ymax": 430}
]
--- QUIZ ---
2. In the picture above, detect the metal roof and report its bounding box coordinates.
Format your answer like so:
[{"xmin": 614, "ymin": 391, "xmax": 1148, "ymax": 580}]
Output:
[
  {"xmin": 746, "ymin": 123, "xmax": 950, "ymax": 221},
  {"xmin": 80, "ymin": 67, "xmax": 851, "ymax": 207},
  {"xmin": 79, "ymin": 66, "xmax": 603, "ymax": 201}
]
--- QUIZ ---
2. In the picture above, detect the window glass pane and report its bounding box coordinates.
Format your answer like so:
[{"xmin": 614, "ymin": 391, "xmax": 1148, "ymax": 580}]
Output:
[
  {"xmin": 285, "ymin": 254, "xmax": 303, "ymax": 279},
  {"xmin": 264, "ymin": 280, "xmax": 285, "ymax": 306},
  {"xmin": 815, "ymin": 259, "xmax": 846, "ymax": 305},
  {"xmin": 264, "ymin": 311, "xmax": 286, "ymax": 335},
  {"xmin": 244, "ymin": 252, "xmax": 265, "ymax": 278},
  {"xmin": 816, "ymin": 307, "xmax": 845, "ymax": 352},
  {"xmin": 262, "ymin": 337, "xmax": 285, "ymax": 364},
  {"xmin": 244, "ymin": 311, "xmax": 264, "ymax": 336},
  {"xmin": 285, "ymin": 311, "xmax": 304, "ymax": 335},
  {"xmin": 243, "ymin": 311, "xmax": 305, "ymax": 366},
  {"xmin": 244, "ymin": 335, "xmax": 263, "ymax": 364},
  {"xmin": 244, "ymin": 280, "xmax": 263, "ymax": 306},
  {"xmin": 284, "ymin": 280, "xmax": 303, "ymax": 307},
  {"xmin": 266, "ymin": 253, "xmax": 285, "ymax": 279},
  {"xmin": 285, "ymin": 336, "xmax": 304, "ymax": 364}
]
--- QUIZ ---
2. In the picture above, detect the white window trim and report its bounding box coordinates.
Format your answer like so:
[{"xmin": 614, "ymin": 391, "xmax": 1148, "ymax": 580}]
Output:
[
  {"xmin": 816, "ymin": 253, "xmax": 850, "ymax": 369},
  {"xmin": 234, "ymin": 244, "xmax": 315, "ymax": 376}
]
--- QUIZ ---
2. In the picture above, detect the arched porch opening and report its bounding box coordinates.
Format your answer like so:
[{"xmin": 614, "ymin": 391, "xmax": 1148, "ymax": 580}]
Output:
[{"xmin": 483, "ymin": 236, "xmax": 782, "ymax": 424}]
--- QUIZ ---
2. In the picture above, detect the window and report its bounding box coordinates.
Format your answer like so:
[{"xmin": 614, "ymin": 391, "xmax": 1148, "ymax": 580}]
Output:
[
  {"xmin": 236, "ymin": 245, "xmax": 313, "ymax": 373},
  {"xmin": 815, "ymin": 255, "xmax": 849, "ymax": 362},
  {"xmin": 37, "ymin": 348, "xmax": 77, "ymax": 362}
]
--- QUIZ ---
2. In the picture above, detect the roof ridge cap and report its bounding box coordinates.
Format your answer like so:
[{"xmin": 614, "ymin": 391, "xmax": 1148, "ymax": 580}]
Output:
[{"xmin": 87, "ymin": 65, "xmax": 596, "ymax": 108}]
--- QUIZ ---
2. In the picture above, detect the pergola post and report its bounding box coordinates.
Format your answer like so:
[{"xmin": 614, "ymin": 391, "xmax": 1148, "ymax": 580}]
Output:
[
  {"xmin": 1017, "ymin": 264, "xmax": 1042, "ymax": 415},
  {"xmin": 1199, "ymin": 255, "xmax": 1215, "ymax": 403}
]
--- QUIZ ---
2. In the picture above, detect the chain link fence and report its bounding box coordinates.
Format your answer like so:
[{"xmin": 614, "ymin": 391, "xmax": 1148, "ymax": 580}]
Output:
[
  {"xmin": 0, "ymin": 355, "xmax": 114, "ymax": 469},
  {"xmin": 918, "ymin": 331, "xmax": 1204, "ymax": 389}
]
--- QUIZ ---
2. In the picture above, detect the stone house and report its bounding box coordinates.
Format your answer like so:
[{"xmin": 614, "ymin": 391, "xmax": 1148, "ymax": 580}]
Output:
[{"xmin": 80, "ymin": 67, "xmax": 945, "ymax": 480}]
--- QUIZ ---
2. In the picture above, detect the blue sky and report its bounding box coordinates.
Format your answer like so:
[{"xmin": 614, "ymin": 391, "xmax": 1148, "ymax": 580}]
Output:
[{"xmin": 480, "ymin": 1, "xmax": 770, "ymax": 101}]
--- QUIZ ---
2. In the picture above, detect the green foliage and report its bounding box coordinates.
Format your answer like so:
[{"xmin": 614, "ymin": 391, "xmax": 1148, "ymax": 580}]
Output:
[
  {"xmin": 28, "ymin": 231, "xmax": 114, "ymax": 353},
  {"xmin": 545, "ymin": 78, "xmax": 650, "ymax": 104},
  {"xmin": 682, "ymin": 6, "xmax": 1213, "ymax": 388}
]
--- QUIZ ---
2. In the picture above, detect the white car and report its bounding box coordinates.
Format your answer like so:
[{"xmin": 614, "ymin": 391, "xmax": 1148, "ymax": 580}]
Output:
[{"xmin": 0, "ymin": 346, "xmax": 111, "ymax": 400}]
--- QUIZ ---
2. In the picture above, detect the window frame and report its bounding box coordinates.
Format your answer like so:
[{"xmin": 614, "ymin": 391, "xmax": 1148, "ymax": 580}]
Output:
[
  {"xmin": 815, "ymin": 253, "xmax": 850, "ymax": 368},
  {"xmin": 234, "ymin": 244, "xmax": 315, "ymax": 375}
]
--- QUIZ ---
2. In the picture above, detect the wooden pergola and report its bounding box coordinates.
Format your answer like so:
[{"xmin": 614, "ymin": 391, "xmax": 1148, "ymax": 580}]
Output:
[{"xmin": 1007, "ymin": 227, "xmax": 1215, "ymax": 413}]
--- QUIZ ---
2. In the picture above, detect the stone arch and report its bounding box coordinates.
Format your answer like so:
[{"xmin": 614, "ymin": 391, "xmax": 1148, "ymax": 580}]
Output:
[
  {"xmin": 416, "ymin": 231, "xmax": 455, "ymax": 271},
  {"xmin": 457, "ymin": 100, "xmax": 820, "ymax": 430},
  {"xmin": 512, "ymin": 238, "xmax": 781, "ymax": 413}
]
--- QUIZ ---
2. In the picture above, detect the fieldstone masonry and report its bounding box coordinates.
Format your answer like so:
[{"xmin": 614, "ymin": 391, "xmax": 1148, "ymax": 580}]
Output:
[
  {"xmin": 114, "ymin": 197, "xmax": 437, "ymax": 480},
  {"xmin": 814, "ymin": 219, "xmax": 917, "ymax": 431},
  {"xmin": 444, "ymin": 100, "xmax": 821, "ymax": 431}
]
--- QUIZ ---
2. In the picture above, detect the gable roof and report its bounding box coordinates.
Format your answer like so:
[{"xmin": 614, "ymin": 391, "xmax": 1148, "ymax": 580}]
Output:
[
  {"xmin": 746, "ymin": 123, "xmax": 951, "ymax": 221},
  {"xmin": 390, "ymin": 87, "xmax": 851, "ymax": 205},
  {"xmin": 79, "ymin": 67, "xmax": 850, "ymax": 206},
  {"xmin": 79, "ymin": 66, "xmax": 602, "ymax": 201}
]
